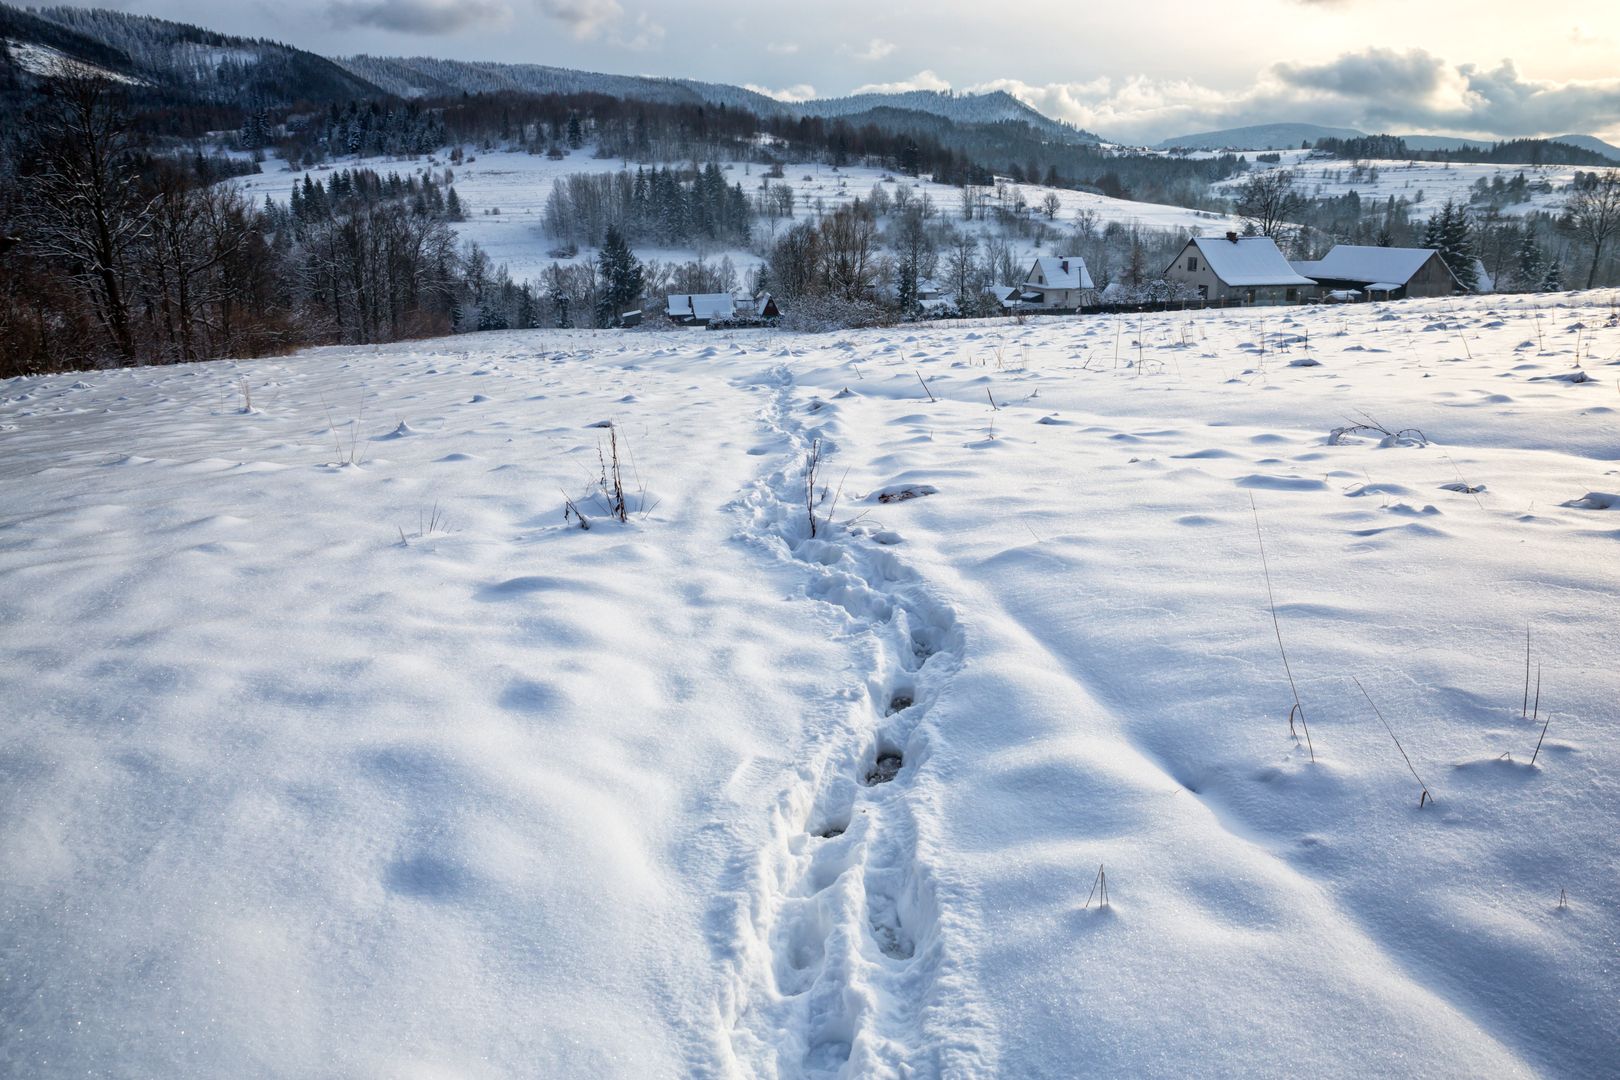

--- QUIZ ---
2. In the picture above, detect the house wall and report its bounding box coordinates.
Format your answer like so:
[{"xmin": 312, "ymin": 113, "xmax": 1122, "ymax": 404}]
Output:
[
  {"xmin": 1031, "ymin": 288, "xmax": 1087, "ymax": 308},
  {"xmin": 1164, "ymin": 242, "xmax": 1225, "ymax": 298},
  {"xmin": 1405, "ymin": 253, "xmax": 1457, "ymax": 298}
]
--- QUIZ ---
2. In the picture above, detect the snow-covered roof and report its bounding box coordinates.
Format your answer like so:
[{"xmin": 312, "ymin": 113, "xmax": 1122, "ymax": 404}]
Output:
[
  {"xmin": 665, "ymin": 293, "xmax": 737, "ymax": 319},
  {"xmin": 1025, "ymin": 256, "xmax": 1095, "ymax": 291},
  {"xmin": 1187, "ymin": 236, "xmax": 1315, "ymax": 287},
  {"xmin": 1291, "ymin": 246, "xmax": 1447, "ymax": 287}
]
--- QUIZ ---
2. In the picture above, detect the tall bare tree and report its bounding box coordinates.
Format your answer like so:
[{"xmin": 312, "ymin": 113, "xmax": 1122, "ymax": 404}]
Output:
[
  {"xmin": 1232, "ymin": 168, "xmax": 1303, "ymax": 242},
  {"xmin": 18, "ymin": 69, "xmax": 152, "ymax": 363},
  {"xmin": 1565, "ymin": 171, "xmax": 1620, "ymax": 289}
]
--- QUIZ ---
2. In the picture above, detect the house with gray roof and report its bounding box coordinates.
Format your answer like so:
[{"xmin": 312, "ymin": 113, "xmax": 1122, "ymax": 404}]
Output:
[
  {"xmin": 1291, "ymin": 245, "xmax": 1462, "ymax": 299},
  {"xmin": 1164, "ymin": 233, "xmax": 1315, "ymax": 305}
]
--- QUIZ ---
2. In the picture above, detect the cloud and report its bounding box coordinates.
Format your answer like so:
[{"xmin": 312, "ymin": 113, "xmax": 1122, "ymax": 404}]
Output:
[
  {"xmin": 328, "ymin": 0, "xmax": 511, "ymax": 34},
  {"xmin": 766, "ymin": 41, "xmax": 799, "ymax": 56},
  {"xmin": 612, "ymin": 11, "xmax": 663, "ymax": 50},
  {"xmin": 968, "ymin": 49, "xmax": 1620, "ymax": 144},
  {"xmin": 1273, "ymin": 47, "xmax": 1446, "ymax": 100},
  {"xmin": 850, "ymin": 69, "xmax": 950, "ymax": 96},
  {"xmin": 537, "ymin": 0, "xmax": 622, "ymax": 38},
  {"xmin": 850, "ymin": 38, "xmax": 895, "ymax": 61},
  {"xmin": 745, "ymin": 82, "xmax": 817, "ymax": 102}
]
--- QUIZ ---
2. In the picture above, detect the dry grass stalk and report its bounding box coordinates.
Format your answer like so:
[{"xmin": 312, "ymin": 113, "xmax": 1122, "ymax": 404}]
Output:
[{"xmin": 1251, "ymin": 494, "xmax": 1314, "ymax": 762}]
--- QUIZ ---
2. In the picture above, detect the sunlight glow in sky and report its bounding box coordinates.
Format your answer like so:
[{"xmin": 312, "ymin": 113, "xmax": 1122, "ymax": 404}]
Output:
[{"xmin": 61, "ymin": 0, "xmax": 1620, "ymax": 141}]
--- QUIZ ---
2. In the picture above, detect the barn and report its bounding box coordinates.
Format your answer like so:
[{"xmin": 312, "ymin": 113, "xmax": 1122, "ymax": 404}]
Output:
[
  {"xmin": 665, "ymin": 293, "xmax": 737, "ymax": 326},
  {"xmin": 1291, "ymin": 246, "xmax": 1462, "ymax": 300}
]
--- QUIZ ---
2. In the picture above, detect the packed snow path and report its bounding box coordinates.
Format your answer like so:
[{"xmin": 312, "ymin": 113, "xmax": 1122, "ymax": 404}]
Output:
[{"xmin": 4, "ymin": 294, "xmax": 1619, "ymax": 1077}]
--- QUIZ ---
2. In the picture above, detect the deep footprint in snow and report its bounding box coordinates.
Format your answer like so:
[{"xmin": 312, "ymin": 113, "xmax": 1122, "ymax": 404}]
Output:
[
  {"xmin": 886, "ymin": 693, "xmax": 914, "ymax": 715},
  {"xmin": 865, "ymin": 753, "xmax": 904, "ymax": 785}
]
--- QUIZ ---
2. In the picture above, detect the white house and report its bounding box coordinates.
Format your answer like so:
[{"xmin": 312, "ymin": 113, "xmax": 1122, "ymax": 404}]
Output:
[
  {"xmin": 1021, "ymin": 256, "xmax": 1095, "ymax": 309},
  {"xmin": 1164, "ymin": 234, "xmax": 1315, "ymax": 305}
]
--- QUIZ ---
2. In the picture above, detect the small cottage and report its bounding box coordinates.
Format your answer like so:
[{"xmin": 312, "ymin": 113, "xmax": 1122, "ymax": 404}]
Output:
[{"xmin": 1021, "ymin": 257, "xmax": 1095, "ymax": 309}]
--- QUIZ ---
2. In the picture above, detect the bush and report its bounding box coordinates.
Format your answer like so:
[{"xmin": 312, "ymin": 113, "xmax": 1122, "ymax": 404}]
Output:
[{"xmin": 778, "ymin": 295, "xmax": 898, "ymax": 333}]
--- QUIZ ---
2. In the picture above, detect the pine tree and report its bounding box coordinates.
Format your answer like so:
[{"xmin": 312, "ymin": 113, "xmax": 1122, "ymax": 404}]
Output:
[
  {"xmin": 1541, "ymin": 258, "xmax": 1563, "ymax": 291},
  {"xmin": 595, "ymin": 226, "xmax": 644, "ymax": 328},
  {"xmin": 1425, "ymin": 201, "xmax": 1479, "ymax": 291},
  {"xmin": 1514, "ymin": 228, "xmax": 1546, "ymax": 292}
]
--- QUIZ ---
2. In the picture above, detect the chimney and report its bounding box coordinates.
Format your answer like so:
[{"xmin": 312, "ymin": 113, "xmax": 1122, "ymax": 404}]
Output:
[
  {"xmin": 1225, "ymin": 231, "xmax": 1239, "ymax": 243},
  {"xmin": 1061, "ymin": 259, "xmax": 1069, "ymax": 273}
]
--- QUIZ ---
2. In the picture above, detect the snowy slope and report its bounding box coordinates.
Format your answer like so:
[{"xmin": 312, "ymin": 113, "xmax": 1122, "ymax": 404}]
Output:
[
  {"xmin": 232, "ymin": 149, "xmax": 1242, "ymax": 289},
  {"xmin": 1215, "ymin": 155, "xmax": 1620, "ymax": 220},
  {"xmin": 4, "ymin": 293, "xmax": 1619, "ymax": 1077}
]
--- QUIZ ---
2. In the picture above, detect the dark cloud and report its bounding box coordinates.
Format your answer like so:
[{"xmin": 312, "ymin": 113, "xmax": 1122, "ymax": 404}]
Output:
[
  {"xmin": 1269, "ymin": 49, "xmax": 1620, "ymax": 137},
  {"xmin": 328, "ymin": 0, "xmax": 510, "ymax": 34},
  {"xmin": 1274, "ymin": 47, "xmax": 1443, "ymax": 99},
  {"xmin": 536, "ymin": 0, "xmax": 623, "ymax": 37}
]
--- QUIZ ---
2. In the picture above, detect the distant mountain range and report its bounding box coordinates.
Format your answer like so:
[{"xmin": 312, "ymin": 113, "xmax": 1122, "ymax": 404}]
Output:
[
  {"xmin": 0, "ymin": 3, "xmax": 1098, "ymax": 144},
  {"xmin": 3, "ymin": 3, "xmax": 1611, "ymax": 162},
  {"xmin": 335, "ymin": 54, "xmax": 1100, "ymax": 144},
  {"xmin": 1153, "ymin": 123, "xmax": 1366, "ymax": 151},
  {"xmin": 1157, "ymin": 122, "xmax": 1620, "ymax": 162}
]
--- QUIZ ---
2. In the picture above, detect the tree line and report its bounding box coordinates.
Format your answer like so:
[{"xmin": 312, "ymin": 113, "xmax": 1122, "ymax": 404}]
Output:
[{"xmin": 0, "ymin": 73, "xmax": 493, "ymax": 377}]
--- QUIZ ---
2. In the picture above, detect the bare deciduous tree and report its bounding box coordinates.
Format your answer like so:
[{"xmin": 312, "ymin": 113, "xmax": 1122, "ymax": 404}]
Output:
[
  {"xmin": 1232, "ymin": 168, "xmax": 1303, "ymax": 242},
  {"xmin": 18, "ymin": 69, "xmax": 153, "ymax": 362},
  {"xmin": 1565, "ymin": 171, "xmax": 1620, "ymax": 289}
]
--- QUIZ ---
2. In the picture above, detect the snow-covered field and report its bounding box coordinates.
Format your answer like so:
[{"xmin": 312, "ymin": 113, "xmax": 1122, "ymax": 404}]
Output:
[
  {"xmin": 4, "ymin": 292, "xmax": 1619, "ymax": 1077},
  {"xmin": 234, "ymin": 149, "xmax": 1242, "ymax": 287},
  {"xmin": 1213, "ymin": 150, "xmax": 1619, "ymax": 220}
]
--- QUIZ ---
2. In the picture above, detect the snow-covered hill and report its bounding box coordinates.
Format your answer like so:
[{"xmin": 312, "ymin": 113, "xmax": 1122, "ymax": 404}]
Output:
[
  {"xmin": 233, "ymin": 148, "xmax": 1242, "ymax": 289},
  {"xmin": 4, "ymin": 292, "xmax": 1618, "ymax": 1077},
  {"xmin": 0, "ymin": 2, "xmax": 382, "ymax": 106},
  {"xmin": 1213, "ymin": 153, "xmax": 1617, "ymax": 220}
]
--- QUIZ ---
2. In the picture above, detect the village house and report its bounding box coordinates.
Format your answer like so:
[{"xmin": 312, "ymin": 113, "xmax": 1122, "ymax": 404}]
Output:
[
  {"xmin": 665, "ymin": 293, "xmax": 737, "ymax": 326},
  {"xmin": 1291, "ymin": 245, "xmax": 1462, "ymax": 300},
  {"xmin": 1020, "ymin": 257, "xmax": 1095, "ymax": 309},
  {"xmin": 1164, "ymin": 233, "xmax": 1316, "ymax": 305}
]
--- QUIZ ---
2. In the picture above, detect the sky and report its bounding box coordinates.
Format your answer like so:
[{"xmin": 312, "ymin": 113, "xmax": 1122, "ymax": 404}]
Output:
[{"xmin": 48, "ymin": 0, "xmax": 1620, "ymax": 142}]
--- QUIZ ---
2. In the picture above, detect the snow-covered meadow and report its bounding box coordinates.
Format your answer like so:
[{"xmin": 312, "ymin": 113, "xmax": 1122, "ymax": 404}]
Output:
[
  {"xmin": 234, "ymin": 148, "xmax": 1242, "ymax": 287},
  {"xmin": 1212, "ymin": 150, "xmax": 1619, "ymax": 220},
  {"xmin": 3, "ymin": 292, "xmax": 1619, "ymax": 1077}
]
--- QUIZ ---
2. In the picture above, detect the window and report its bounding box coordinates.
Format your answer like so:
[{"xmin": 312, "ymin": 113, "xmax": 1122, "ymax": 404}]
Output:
[
  {"xmin": 1187, "ymin": 256, "xmax": 1199, "ymax": 271},
  {"xmin": 1287, "ymin": 288, "xmax": 1298, "ymax": 301}
]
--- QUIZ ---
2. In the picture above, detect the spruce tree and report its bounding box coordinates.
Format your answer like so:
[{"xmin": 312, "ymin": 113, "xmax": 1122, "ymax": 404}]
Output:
[
  {"xmin": 595, "ymin": 227, "xmax": 644, "ymax": 328},
  {"xmin": 1514, "ymin": 228, "xmax": 1545, "ymax": 292},
  {"xmin": 1425, "ymin": 202, "xmax": 1479, "ymax": 291}
]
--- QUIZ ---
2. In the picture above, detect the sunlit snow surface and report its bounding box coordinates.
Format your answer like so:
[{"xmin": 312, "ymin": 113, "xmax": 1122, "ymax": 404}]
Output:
[{"xmin": 3, "ymin": 293, "xmax": 1618, "ymax": 1077}]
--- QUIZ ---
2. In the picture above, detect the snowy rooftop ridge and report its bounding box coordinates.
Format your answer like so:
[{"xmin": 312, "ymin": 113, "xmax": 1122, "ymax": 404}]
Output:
[{"xmin": 1188, "ymin": 235, "xmax": 1316, "ymax": 287}]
